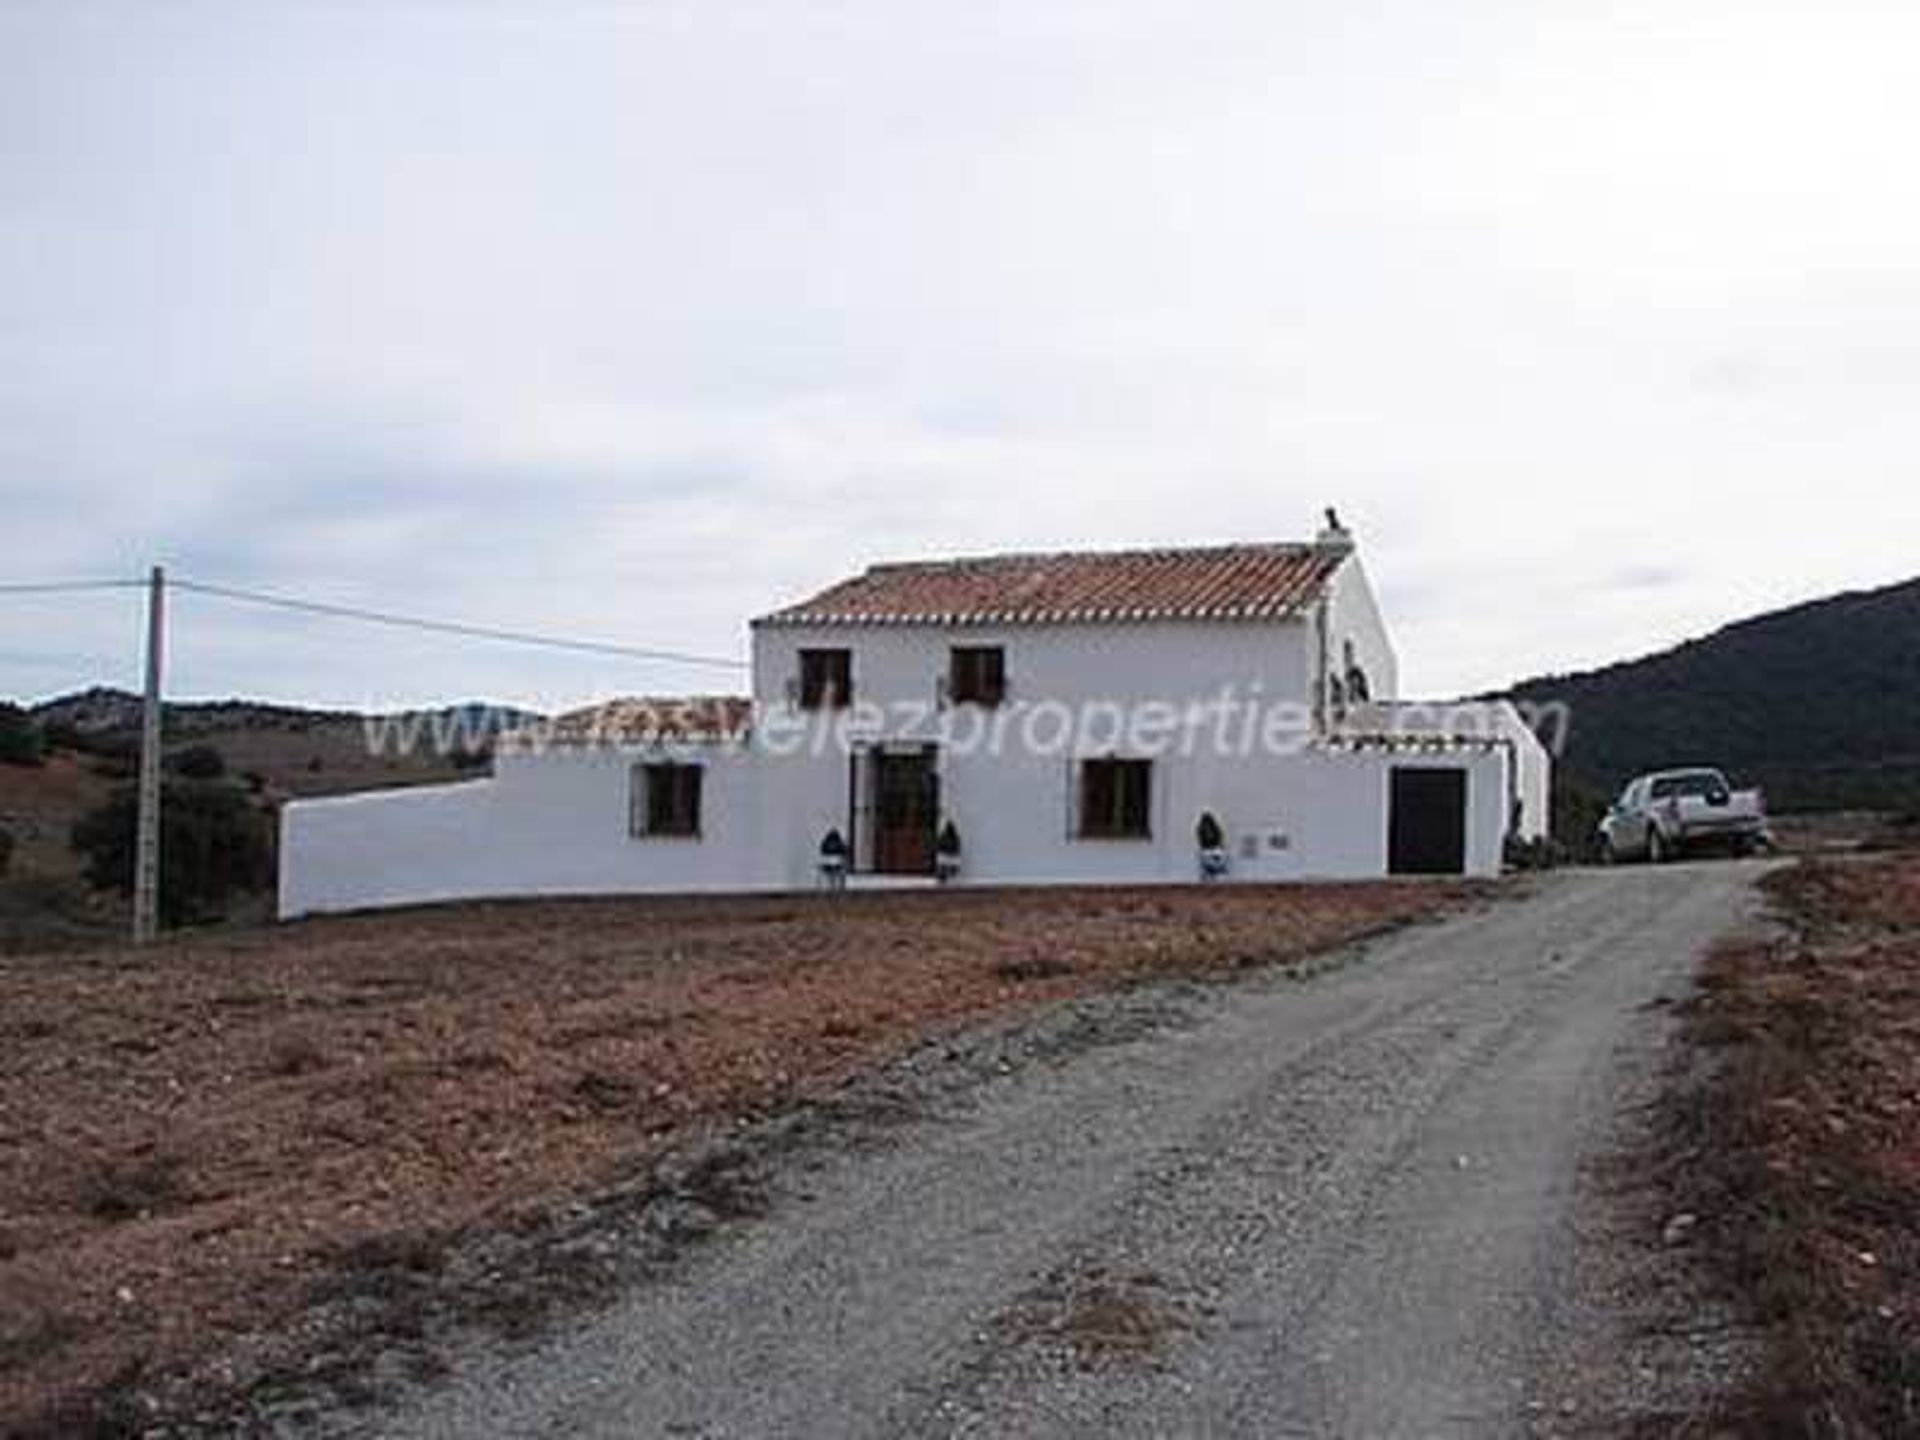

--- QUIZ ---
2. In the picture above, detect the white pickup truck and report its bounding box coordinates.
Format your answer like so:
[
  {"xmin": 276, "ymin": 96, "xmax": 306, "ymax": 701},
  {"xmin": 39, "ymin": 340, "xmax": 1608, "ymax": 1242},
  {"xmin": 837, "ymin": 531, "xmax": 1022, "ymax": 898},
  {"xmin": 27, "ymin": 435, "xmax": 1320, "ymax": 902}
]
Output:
[{"xmin": 1598, "ymin": 767, "xmax": 1771, "ymax": 863}]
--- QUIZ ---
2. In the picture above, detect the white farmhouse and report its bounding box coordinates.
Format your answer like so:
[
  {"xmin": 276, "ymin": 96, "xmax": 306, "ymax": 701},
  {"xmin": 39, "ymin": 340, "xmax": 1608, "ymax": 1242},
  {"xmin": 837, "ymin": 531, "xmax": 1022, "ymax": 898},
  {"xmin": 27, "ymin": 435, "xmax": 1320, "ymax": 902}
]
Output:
[{"xmin": 279, "ymin": 517, "xmax": 1549, "ymax": 917}]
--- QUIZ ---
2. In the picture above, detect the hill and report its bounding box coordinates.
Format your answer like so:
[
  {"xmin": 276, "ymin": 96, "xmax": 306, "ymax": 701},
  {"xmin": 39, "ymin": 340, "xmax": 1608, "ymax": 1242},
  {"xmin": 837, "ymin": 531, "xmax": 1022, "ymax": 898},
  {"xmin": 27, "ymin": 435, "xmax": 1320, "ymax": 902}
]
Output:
[
  {"xmin": 1505, "ymin": 576, "xmax": 1920, "ymax": 815},
  {"xmin": 22, "ymin": 687, "xmax": 540, "ymax": 795},
  {"xmin": 2, "ymin": 692, "xmax": 545, "ymax": 949},
  {"xmin": 28, "ymin": 687, "xmax": 539, "ymax": 743}
]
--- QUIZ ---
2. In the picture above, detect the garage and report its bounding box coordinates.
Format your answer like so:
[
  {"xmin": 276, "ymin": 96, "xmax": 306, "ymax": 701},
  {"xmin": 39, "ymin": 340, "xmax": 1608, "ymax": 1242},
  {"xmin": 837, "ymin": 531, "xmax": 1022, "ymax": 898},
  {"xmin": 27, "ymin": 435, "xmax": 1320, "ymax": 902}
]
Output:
[{"xmin": 1388, "ymin": 767, "xmax": 1469, "ymax": 875}]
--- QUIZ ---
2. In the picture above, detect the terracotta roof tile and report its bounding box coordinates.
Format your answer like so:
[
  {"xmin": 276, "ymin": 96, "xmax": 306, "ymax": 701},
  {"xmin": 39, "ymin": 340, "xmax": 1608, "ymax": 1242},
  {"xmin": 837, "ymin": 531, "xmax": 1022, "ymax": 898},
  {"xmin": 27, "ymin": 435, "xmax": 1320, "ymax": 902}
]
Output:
[
  {"xmin": 505, "ymin": 696, "xmax": 753, "ymax": 748},
  {"xmin": 757, "ymin": 543, "xmax": 1346, "ymax": 628}
]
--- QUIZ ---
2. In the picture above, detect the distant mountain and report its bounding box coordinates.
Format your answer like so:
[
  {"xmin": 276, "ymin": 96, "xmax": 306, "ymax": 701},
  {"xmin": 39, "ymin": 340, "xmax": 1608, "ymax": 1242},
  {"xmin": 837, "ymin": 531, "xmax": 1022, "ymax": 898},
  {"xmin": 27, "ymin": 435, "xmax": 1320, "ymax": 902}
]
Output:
[
  {"xmin": 22, "ymin": 575, "xmax": 1919, "ymax": 823},
  {"xmin": 27, "ymin": 688, "xmax": 544, "ymax": 740},
  {"xmin": 1504, "ymin": 577, "xmax": 1920, "ymax": 814},
  {"xmin": 10, "ymin": 689, "xmax": 551, "ymax": 805}
]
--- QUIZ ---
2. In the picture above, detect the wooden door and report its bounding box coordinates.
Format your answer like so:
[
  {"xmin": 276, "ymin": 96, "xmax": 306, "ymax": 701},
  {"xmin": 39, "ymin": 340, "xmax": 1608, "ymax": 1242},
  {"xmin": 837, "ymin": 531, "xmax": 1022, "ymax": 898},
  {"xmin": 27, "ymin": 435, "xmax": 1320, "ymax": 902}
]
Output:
[{"xmin": 873, "ymin": 750, "xmax": 937, "ymax": 875}]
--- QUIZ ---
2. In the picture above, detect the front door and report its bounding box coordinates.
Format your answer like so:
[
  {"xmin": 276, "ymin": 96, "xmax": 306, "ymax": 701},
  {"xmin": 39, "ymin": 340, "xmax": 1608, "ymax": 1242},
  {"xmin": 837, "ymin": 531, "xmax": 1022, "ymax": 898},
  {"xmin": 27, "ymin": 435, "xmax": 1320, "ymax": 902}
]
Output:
[
  {"xmin": 873, "ymin": 749, "xmax": 938, "ymax": 875},
  {"xmin": 1388, "ymin": 767, "xmax": 1468, "ymax": 875}
]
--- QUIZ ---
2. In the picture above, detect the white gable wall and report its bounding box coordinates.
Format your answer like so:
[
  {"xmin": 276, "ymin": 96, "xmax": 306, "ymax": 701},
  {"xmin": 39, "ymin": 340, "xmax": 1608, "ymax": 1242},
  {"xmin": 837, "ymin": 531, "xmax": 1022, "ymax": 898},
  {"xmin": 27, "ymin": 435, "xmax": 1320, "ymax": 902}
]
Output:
[{"xmin": 1323, "ymin": 552, "xmax": 1399, "ymax": 703}]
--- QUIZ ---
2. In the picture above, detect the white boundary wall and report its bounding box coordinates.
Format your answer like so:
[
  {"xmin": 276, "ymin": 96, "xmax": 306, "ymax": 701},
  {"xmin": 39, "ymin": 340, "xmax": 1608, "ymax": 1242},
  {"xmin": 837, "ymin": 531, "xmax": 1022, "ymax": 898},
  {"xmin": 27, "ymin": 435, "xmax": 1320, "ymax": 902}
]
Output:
[{"xmin": 279, "ymin": 739, "xmax": 1517, "ymax": 917}]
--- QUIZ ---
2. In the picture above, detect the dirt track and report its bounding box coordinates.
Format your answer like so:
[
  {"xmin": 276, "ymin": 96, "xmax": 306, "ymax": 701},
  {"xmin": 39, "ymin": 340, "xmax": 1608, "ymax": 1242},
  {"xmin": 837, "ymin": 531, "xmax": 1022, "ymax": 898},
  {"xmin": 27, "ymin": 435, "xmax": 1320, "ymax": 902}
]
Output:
[
  {"xmin": 362, "ymin": 862, "xmax": 1768, "ymax": 1438},
  {"xmin": 0, "ymin": 880, "xmax": 1464, "ymax": 1432}
]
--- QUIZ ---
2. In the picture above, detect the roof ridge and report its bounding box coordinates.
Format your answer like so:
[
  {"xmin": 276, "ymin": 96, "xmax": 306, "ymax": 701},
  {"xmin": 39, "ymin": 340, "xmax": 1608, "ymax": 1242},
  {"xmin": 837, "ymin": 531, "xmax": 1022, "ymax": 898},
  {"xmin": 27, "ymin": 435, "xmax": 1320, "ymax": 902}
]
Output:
[
  {"xmin": 758, "ymin": 538, "xmax": 1345, "ymax": 628},
  {"xmin": 862, "ymin": 540, "xmax": 1318, "ymax": 575}
]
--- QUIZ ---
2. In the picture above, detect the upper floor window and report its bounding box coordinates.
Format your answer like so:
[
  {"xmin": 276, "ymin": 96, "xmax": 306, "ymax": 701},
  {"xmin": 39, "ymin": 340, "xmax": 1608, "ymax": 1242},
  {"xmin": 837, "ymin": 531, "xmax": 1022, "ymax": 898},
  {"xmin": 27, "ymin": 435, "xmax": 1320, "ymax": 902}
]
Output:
[
  {"xmin": 798, "ymin": 648, "xmax": 852, "ymax": 709},
  {"xmin": 949, "ymin": 645, "xmax": 1006, "ymax": 707},
  {"xmin": 1079, "ymin": 758, "xmax": 1152, "ymax": 839},
  {"xmin": 632, "ymin": 762, "xmax": 702, "ymax": 838}
]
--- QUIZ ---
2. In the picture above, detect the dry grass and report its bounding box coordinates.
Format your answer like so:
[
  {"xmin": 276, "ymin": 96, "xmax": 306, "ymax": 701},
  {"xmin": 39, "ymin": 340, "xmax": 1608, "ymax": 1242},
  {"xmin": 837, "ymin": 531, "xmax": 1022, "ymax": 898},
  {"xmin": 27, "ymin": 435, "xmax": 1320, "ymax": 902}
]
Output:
[
  {"xmin": 0, "ymin": 878, "xmax": 1477, "ymax": 1433},
  {"xmin": 1646, "ymin": 855, "xmax": 1920, "ymax": 1436},
  {"xmin": 996, "ymin": 1264, "xmax": 1196, "ymax": 1368}
]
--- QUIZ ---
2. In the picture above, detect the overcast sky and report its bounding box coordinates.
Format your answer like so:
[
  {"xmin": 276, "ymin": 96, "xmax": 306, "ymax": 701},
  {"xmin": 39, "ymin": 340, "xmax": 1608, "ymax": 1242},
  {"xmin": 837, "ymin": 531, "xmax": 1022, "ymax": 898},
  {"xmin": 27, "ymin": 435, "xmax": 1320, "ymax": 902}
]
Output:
[{"xmin": 4, "ymin": 0, "xmax": 1917, "ymax": 712}]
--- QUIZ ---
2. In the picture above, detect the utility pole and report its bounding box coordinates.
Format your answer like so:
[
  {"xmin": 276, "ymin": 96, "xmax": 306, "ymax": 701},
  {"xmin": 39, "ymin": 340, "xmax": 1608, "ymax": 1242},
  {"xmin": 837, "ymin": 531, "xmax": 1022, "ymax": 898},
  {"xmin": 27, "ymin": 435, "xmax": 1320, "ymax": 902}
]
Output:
[{"xmin": 133, "ymin": 565, "xmax": 165, "ymax": 945}]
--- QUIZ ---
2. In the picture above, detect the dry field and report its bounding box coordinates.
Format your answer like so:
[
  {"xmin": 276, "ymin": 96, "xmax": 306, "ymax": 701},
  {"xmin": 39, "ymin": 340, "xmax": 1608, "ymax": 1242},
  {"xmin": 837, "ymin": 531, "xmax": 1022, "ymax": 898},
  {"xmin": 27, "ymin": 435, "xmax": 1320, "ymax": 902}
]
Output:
[
  {"xmin": 1649, "ymin": 854, "xmax": 1920, "ymax": 1435},
  {"xmin": 0, "ymin": 879, "xmax": 1476, "ymax": 1434}
]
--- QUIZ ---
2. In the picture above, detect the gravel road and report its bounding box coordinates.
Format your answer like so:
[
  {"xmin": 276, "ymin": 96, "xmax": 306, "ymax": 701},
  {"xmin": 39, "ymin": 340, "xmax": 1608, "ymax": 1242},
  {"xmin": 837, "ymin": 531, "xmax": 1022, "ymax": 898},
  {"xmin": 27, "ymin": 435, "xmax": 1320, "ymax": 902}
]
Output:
[{"xmin": 372, "ymin": 862, "xmax": 1765, "ymax": 1439}]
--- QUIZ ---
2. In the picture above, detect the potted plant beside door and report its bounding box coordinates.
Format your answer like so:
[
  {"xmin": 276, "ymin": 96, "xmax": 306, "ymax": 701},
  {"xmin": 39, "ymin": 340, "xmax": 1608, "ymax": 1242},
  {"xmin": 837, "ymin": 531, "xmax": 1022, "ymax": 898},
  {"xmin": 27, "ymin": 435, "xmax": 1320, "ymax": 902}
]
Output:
[
  {"xmin": 1196, "ymin": 811, "xmax": 1229, "ymax": 882},
  {"xmin": 818, "ymin": 827, "xmax": 849, "ymax": 890},
  {"xmin": 935, "ymin": 820, "xmax": 962, "ymax": 884}
]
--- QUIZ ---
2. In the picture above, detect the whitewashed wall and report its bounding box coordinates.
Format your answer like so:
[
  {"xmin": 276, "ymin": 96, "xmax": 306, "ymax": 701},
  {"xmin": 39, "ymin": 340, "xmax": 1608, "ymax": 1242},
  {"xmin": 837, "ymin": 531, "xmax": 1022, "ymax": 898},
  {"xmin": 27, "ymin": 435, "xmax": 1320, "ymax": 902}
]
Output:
[
  {"xmin": 280, "ymin": 552, "xmax": 1531, "ymax": 916},
  {"xmin": 280, "ymin": 738, "xmax": 1511, "ymax": 918},
  {"xmin": 750, "ymin": 617, "xmax": 1319, "ymax": 715},
  {"xmin": 1323, "ymin": 552, "xmax": 1400, "ymax": 702},
  {"xmin": 934, "ymin": 744, "xmax": 1509, "ymax": 886},
  {"xmin": 1340, "ymin": 699, "xmax": 1552, "ymax": 842},
  {"xmin": 1489, "ymin": 700, "xmax": 1552, "ymax": 842},
  {"xmin": 278, "ymin": 742, "xmax": 767, "ymax": 917}
]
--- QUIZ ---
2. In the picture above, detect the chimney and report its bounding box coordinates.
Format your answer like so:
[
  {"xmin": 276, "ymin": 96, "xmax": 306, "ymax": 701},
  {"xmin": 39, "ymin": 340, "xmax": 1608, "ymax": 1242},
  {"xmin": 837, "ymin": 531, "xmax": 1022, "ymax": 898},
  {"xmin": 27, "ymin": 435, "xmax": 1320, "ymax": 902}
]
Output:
[{"xmin": 1316, "ymin": 506, "xmax": 1354, "ymax": 557}]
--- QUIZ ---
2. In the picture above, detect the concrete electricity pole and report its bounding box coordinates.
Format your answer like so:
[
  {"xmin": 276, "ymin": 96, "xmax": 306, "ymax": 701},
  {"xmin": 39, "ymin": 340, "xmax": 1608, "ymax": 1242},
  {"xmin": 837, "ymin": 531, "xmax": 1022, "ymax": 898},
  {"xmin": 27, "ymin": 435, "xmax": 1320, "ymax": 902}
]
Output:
[{"xmin": 133, "ymin": 564, "xmax": 165, "ymax": 945}]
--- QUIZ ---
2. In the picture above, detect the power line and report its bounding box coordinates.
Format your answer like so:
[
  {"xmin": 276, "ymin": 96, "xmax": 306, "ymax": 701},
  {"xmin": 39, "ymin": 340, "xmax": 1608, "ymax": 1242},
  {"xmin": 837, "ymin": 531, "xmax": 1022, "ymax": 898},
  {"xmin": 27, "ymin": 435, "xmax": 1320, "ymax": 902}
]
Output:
[
  {"xmin": 0, "ymin": 578, "xmax": 145, "ymax": 596},
  {"xmin": 169, "ymin": 577, "xmax": 748, "ymax": 671},
  {"xmin": 0, "ymin": 571, "xmax": 750, "ymax": 670}
]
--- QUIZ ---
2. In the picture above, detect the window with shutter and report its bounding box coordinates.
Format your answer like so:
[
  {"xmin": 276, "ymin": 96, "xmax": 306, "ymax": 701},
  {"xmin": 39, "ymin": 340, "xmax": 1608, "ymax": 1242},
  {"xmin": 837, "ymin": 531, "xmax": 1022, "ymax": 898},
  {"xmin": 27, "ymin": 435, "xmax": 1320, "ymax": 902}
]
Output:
[
  {"xmin": 1077, "ymin": 758, "xmax": 1152, "ymax": 839},
  {"xmin": 948, "ymin": 645, "xmax": 1006, "ymax": 706},
  {"xmin": 632, "ymin": 763, "xmax": 703, "ymax": 838},
  {"xmin": 798, "ymin": 649, "xmax": 852, "ymax": 709}
]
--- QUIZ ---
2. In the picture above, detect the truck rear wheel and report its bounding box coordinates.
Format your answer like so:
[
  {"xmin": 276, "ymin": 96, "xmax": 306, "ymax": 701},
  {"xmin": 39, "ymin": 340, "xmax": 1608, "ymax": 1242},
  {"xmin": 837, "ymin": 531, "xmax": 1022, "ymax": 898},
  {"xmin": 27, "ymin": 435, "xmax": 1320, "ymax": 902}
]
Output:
[{"xmin": 1648, "ymin": 827, "xmax": 1669, "ymax": 864}]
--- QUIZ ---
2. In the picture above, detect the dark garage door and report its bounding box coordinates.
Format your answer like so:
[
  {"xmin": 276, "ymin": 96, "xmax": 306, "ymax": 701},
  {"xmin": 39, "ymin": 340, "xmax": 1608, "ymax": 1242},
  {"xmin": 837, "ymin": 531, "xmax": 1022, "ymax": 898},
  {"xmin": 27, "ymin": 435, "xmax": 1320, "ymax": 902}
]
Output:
[{"xmin": 1389, "ymin": 767, "xmax": 1468, "ymax": 875}]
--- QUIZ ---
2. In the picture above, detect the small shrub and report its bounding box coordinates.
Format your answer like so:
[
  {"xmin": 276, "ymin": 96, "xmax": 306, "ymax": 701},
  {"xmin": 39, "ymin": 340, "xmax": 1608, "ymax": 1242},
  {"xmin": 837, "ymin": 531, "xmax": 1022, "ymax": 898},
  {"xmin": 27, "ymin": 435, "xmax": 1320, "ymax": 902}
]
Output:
[
  {"xmin": 88, "ymin": 750, "xmax": 138, "ymax": 781},
  {"xmin": 448, "ymin": 745, "xmax": 492, "ymax": 773},
  {"xmin": 166, "ymin": 743, "xmax": 226, "ymax": 780},
  {"xmin": 267, "ymin": 1031, "xmax": 326, "ymax": 1077},
  {"xmin": 0, "ymin": 828, "xmax": 12, "ymax": 877},
  {"xmin": 40, "ymin": 720, "xmax": 125, "ymax": 762},
  {"xmin": 0, "ymin": 873, "xmax": 114, "ymax": 954},
  {"xmin": 70, "ymin": 780, "xmax": 274, "ymax": 927},
  {"xmin": 1504, "ymin": 834, "xmax": 1565, "ymax": 871},
  {"xmin": 335, "ymin": 1229, "xmax": 448, "ymax": 1278},
  {"xmin": 0, "ymin": 703, "xmax": 43, "ymax": 767},
  {"xmin": 574, "ymin": 1069, "xmax": 640, "ymax": 1110},
  {"xmin": 993, "ymin": 954, "xmax": 1074, "ymax": 983},
  {"xmin": 81, "ymin": 1153, "xmax": 184, "ymax": 1222}
]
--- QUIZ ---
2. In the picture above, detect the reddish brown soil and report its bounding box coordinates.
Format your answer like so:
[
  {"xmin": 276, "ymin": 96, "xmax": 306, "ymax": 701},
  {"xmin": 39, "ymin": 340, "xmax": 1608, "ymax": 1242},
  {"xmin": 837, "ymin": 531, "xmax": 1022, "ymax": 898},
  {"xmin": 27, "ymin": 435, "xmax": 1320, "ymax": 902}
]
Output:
[
  {"xmin": 0, "ymin": 880, "xmax": 1473, "ymax": 1433},
  {"xmin": 1658, "ymin": 855, "xmax": 1920, "ymax": 1434},
  {"xmin": 0, "ymin": 752, "xmax": 112, "ymax": 880}
]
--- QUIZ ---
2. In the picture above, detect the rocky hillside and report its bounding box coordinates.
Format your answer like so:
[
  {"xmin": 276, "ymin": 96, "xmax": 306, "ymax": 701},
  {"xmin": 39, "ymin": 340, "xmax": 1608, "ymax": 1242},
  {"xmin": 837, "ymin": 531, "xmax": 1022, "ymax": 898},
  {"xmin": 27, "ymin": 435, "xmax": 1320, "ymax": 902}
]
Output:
[
  {"xmin": 1505, "ymin": 576, "xmax": 1920, "ymax": 813},
  {"xmin": 13, "ymin": 689, "xmax": 543, "ymax": 811},
  {"xmin": 29, "ymin": 687, "xmax": 539, "ymax": 743}
]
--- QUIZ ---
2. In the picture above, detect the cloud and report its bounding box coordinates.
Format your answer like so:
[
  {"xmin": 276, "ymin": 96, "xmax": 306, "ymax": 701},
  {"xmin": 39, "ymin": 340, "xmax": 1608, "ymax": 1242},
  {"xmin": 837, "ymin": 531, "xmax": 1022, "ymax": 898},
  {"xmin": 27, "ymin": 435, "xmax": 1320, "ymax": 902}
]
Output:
[
  {"xmin": 4, "ymin": 0, "xmax": 1920, "ymax": 707},
  {"xmin": 1607, "ymin": 564, "xmax": 1685, "ymax": 594}
]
